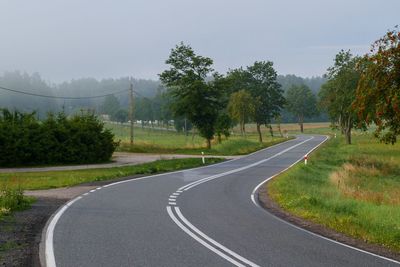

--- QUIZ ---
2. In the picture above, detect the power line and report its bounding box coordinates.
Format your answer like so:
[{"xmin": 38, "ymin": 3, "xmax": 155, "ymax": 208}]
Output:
[{"xmin": 0, "ymin": 85, "xmax": 130, "ymax": 99}]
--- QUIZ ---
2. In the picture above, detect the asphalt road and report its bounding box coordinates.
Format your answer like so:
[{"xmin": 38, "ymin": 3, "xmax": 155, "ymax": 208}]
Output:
[{"xmin": 45, "ymin": 135, "xmax": 399, "ymax": 267}]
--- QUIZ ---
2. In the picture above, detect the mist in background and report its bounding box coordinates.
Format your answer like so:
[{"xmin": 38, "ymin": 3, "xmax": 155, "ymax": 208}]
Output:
[{"xmin": 0, "ymin": 0, "xmax": 398, "ymax": 82}]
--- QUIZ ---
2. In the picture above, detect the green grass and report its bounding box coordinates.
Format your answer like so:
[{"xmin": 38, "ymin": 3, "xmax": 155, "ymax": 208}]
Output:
[
  {"xmin": 107, "ymin": 122, "xmax": 291, "ymax": 155},
  {"xmin": 268, "ymin": 134, "xmax": 400, "ymax": 252},
  {"xmin": 0, "ymin": 183, "xmax": 33, "ymax": 218},
  {"xmin": 0, "ymin": 158, "xmax": 224, "ymax": 191}
]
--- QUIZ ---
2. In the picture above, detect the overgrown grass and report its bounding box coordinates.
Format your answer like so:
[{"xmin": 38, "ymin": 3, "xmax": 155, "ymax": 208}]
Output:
[
  {"xmin": 107, "ymin": 122, "xmax": 290, "ymax": 155},
  {"xmin": 0, "ymin": 180, "xmax": 32, "ymax": 218},
  {"xmin": 268, "ymin": 134, "xmax": 400, "ymax": 252},
  {"xmin": 0, "ymin": 158, "xmax": 224, "ymax": 191}
]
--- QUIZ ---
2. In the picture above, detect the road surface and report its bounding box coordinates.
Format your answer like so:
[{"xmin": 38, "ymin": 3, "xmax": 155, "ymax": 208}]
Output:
[{"xmin": 43, "ymin": 135, "xmax": 399, "ymax": 266}]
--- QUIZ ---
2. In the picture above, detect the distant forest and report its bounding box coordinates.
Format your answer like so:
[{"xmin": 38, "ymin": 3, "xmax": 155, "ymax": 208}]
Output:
[{"xmin": 0, "ymin": 71, "xmax": 327, "ymax": 123}]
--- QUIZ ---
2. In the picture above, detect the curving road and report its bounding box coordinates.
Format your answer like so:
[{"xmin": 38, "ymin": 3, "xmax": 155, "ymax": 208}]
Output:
[{"xmin": 43, "ymin": 135, "xmax": 399, "ymax": 267}]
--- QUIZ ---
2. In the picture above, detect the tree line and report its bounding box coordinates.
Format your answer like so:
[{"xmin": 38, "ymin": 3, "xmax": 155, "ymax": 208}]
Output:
[{"xmin": 159, "ymin": 42, "xmax": 321, "ymax": 148}]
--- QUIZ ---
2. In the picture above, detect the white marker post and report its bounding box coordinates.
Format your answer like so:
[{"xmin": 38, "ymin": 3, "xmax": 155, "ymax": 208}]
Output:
[
  {"xmin": 304, "ymin": 155, "xmax": 308, "ymax": 165},
  {"xmin": 201, "ymin": 152, "xmax": 205, "ymax": 164}
]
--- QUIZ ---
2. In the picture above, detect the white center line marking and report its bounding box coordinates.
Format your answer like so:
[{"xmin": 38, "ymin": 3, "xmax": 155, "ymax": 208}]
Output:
[{"xmin": 167, "ymin": 206, "xmax": 250, "ymax": 267}]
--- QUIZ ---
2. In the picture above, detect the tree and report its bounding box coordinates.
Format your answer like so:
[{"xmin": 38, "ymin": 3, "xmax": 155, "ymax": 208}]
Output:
[
  {"xmin": 319, "ymin": 50, "xmax": 360, "ymax": 144},
  {"xmin": 100, "ymin": 95, "xmax": 120, "ymax": 117},
  {"xmin": 247, "ymin": 61, "xmax": 285, "ymax": 142},
  {"xmin": 159, "ymin": 42, "xmax": 222, "ymax": 149},
  {"xmin": 354, "ymin": 27, "xmax": 400, "ymax": 144},
  {"xmin": 215, "ymin": 112, "xmax": 233, "ymax": 143},
  {"xmin": 285, "ymin": 84, "xmax": 318, "ymax": 132},
  {"xmin": 112, "ymin": 109, "xmax": 128, "ymax": 123},
  {"xmin": 227, "ymin": 89, "xmax": 254, "ymax": 136}
]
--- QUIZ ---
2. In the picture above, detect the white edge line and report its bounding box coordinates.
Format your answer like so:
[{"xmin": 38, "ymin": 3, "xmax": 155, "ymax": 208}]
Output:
[
  {"xmin": 45, "ymin": 196, "xmax": 82, "ymax": 267},
  {"xmin": 174, "ymin": 207, "xmax": 260, "ymax": 267},
  {"xmin": 43, "ymin": 136, "xmax": 299, "ymax": 266},
  {"xmin": 166, "ymin": 206, "xmax": 246, "ymax": 267},
  {"xmin": 181, "ymin": 137, "xmax": 314, "ymax": 192},
  {"xmin": 251, "ymin": 136, "xmax": 400, "ymax": 265}
]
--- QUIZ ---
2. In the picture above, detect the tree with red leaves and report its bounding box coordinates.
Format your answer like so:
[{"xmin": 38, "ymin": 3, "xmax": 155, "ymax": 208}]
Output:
[{"xmin": 354, "ymin": 27, "xmax": 400, "ymax": 144}]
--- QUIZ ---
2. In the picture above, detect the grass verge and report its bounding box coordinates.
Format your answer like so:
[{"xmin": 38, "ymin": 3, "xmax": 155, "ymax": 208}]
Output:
[
  {"xmin": 0, "ymin": 158, "xmax": 224, "ymax": 191},
  {"xmin": 268, "ymin": 134, "xmax": 400, "ymax": 252}
]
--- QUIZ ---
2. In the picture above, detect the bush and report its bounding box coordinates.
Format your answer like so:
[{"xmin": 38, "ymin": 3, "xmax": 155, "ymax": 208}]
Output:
[{"xmin": 0, "ymin": 109, "xmax": 119, "ymax": 166}]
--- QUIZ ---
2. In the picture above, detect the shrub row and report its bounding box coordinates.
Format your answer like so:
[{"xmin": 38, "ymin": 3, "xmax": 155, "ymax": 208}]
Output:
[{"xmin": 0, "ymin": 109, "xmax": 118, "ymax": 166}]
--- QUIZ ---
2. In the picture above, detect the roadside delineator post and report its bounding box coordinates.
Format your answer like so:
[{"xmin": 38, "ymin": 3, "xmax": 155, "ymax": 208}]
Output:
[
  {"xmin": 304, "ymin": 155, "xmax": 308, "ymax": 165},
  {"xmin": 201, "ymin": 152, "xmax": 205, "ymax": 164}
]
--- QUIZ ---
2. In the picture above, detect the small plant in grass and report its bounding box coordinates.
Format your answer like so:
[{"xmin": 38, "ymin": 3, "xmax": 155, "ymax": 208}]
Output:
[{"xmin": 0, "ymin": 178, "xmax": 32, "ymax": 217}]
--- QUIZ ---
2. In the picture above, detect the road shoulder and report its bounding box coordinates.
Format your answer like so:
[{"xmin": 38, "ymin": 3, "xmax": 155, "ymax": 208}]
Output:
[{"xmin": 257, "ymin": 182, "xmax": 400, "ymax": 262}]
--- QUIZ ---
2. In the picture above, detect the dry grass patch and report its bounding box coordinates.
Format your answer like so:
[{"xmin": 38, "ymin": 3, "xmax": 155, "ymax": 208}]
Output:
[{"xmin": 330, "ymin": 156, "xmax": 400, "ymax": 206}]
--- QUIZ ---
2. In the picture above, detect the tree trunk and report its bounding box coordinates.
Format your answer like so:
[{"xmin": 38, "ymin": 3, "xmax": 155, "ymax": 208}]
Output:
[
  {"xmin": 206, "ymin": 138, "xmax": 211, "ymax": 149},
  {"xmin": 269, "ymin": 125, "xmax": 274, "ymax": 137},
  {"xmin": 240, "ymin": 121, "xmax": 244, "ymax": 136},
  {"xmin": 345, "ymin": 117, "xmax": 352, "ymax": 144},
  {"xmin": 256, "ymin": 123, "xmax": 263, "ymax": 143},
  {"xmin": 345, "ymin": 128, "xmax": 351, "ymax": 144},
  {"xmin": 299, "ymin": 114, "xmax": 304, "ymax": 133},
  {"xmin": 217, "ymin": 133, "xmax": 222, "ymax": 144}
]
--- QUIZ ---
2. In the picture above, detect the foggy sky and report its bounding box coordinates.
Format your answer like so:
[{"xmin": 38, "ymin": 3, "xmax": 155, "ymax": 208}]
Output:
[{"xmin": 0, "ymin": 0, "xmax": 398, "ymax": 82}]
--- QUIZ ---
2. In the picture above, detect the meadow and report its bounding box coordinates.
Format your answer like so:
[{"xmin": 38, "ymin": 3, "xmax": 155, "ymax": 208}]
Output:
[
  {"xmin": 268, "ymin": 133, "xmax": 400, "ymax": 252},
  {"xmin": 105, "ymin": 122, "xmax": 328, "ymax": 155}
]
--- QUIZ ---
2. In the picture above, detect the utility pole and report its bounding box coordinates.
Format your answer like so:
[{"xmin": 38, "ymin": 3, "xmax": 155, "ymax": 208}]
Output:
[{"xmin": 129, "ymin": 77, "xmax": 134, "ymax": 145}]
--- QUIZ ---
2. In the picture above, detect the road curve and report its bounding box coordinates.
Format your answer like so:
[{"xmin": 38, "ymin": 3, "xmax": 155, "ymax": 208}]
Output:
[{"xmin": 44, "ymin": 135, "xmax": 399, "ymax": 267}]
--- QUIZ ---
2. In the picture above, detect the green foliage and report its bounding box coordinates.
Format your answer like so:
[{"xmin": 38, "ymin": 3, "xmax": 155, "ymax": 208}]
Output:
[
  {"xmin": 159, "ymin": 42, "xmax": 223, "ymax": 148},
  {"xmin": 0, "ymin": 109, "xmax": 118, "ymax": 166},
  {"xmin": 285, "ymin": 84, "xmax": 318, "ymax": 132},
  {"xmin": 112, "ymin": 109, "xmax": 129, "ymax": 123},
  {"xmin": 228, "ymin": 89, "xmax": 254, "ymax": 135},
  {"xmin": 319, "ymin": 50, "xmax": 361, "ymax": 144},
  {"xmin": 0, "ymin": 180, "xmax": 31, "ymax": 218},
  {"xmin": 355, "ymin": 27, "xmax": 400, "ymax": 144},
  {"xmin": 214, "ymin": 112, "xmax": 234, "ymax": 143},
  {"xmin": 227, "ymin": 62, "xmax": 285, "ymax": 142},
  {"xmin": 100, "ymin": 95, "xmax": 121, "ymax": 116}
]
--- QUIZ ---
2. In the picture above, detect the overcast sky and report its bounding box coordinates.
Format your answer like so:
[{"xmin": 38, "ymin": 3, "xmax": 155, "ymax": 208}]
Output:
[{"xmin": 0, "ymin": 0, "xmax": 398, "ymax": 82}]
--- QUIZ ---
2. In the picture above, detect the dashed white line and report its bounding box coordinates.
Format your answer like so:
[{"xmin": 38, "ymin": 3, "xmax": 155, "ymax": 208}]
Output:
[{"xmin": 168, "ymin": 202, "xmax": 177, "ymax": 205}]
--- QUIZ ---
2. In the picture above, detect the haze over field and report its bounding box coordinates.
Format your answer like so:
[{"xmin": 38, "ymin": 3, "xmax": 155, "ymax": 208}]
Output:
[{"xmin": 0, "ymin": 0, "xmax": 399, "ymax": 82}]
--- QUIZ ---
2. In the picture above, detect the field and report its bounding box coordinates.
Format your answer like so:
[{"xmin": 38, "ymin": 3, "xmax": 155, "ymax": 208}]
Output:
[
  {"xmin": 268, "ymin": 133, "xmax": 400, "ymax": 252},
  {"xmin": 105, "ymin": 122, "xmax": 330, "ymax": 155}
]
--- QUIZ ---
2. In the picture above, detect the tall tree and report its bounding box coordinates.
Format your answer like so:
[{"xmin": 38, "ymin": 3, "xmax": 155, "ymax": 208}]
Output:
[
  {"xmin": 247, "ymin": 61, "xmax": 285, "ymax": 142},
  {"xmin": 354, "ymin": 27, "xmax": 400, "ymax": 144},
  {"xmin": 227, "ymin": 89, "xmax": 254, "ymax": 136},
  {"xmin": 159, "ymin": 42, "xmax": 222, "ymax": 149},
  {"xmin": 319, "ymin": 50, "xmax": 360, "ymax": 144},
  {"xmin": 286, "ymin": 84, "xmax": 318, "ymax": 132},
  {"xmin": 100, "ymin": 95, "xmax": 120, "ymax": 117}
]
